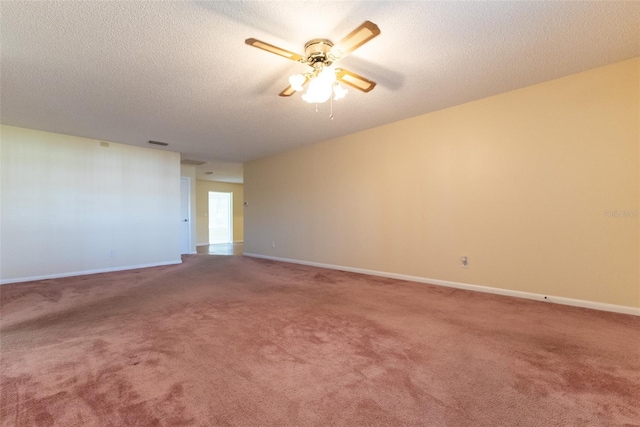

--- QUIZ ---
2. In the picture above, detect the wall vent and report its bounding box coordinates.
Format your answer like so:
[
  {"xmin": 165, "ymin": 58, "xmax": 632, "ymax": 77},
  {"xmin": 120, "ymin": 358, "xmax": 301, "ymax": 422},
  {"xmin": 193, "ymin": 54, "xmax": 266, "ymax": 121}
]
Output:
[
  {"xmin": 181, "ymin": 159, "xmax": 206, "ymax": 165},
  {"xmin": 148, "ymin": 140, "xmax": 169, "ymax": 146}
]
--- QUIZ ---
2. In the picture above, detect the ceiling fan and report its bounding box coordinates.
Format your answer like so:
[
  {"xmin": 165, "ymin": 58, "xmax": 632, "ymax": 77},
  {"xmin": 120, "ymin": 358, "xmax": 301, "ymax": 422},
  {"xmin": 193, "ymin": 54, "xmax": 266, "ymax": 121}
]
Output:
[{"xmin": 245, "ymin": 21, "xmax": 380, "ymax": 104}]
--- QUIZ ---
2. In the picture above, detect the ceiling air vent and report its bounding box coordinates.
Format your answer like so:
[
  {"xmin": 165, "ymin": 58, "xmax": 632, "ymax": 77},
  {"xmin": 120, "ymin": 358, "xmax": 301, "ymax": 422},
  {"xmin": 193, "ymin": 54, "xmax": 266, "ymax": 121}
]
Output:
[
  {"xmin": 181, "ymin": 159, "xmax": 206, "ymax": 166},
  {"xmin": 148, "ymin": 140, "xmax": 169, "ymax": 146}
]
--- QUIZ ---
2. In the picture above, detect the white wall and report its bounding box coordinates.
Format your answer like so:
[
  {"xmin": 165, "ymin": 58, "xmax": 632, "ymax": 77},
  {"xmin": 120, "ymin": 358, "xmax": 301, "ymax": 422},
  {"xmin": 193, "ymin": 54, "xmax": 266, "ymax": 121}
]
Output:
[
  {"xmin": 0, "ymin": 125, "xmax": 182, "ymax": 283},
  {"xmin": 244, "ymin": 58, "xmax": 640, "ymax": 310}
]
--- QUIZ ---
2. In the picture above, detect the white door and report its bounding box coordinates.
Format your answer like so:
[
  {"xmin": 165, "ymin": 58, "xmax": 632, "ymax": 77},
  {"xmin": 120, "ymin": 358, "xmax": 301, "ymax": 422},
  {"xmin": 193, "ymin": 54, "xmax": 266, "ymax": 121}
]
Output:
[
  {"xmin": 180, "ymin": 177, "xmax": 191, "ymax": 254},
  {"xmin": 208, "ymin": 191, "xmax": 232, "ymax": 244}
]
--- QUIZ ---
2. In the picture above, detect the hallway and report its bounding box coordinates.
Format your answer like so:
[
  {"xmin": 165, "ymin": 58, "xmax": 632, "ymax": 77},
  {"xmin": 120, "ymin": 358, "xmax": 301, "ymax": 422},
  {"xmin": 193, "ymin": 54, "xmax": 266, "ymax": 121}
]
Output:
[{"xmin": 196, "ymin": 242, "xmax": 243, "ymax": 256}]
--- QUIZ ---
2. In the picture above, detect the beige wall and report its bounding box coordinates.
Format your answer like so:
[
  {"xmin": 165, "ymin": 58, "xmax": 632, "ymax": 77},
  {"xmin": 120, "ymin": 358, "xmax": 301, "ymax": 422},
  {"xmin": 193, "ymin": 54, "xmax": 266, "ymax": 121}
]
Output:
[
  {"xmin": 196, "ymin": 180, "xmax": 244, "ymax": 244},
  {"xmin": 245, "ymin": 58, "xmax": 640, "ymax": 309},
  {"xmin": 180, "ymin": 164, "xmax": 197, "ymax": 254},
  {"xmin": 1, "ymin": 125, "xmax": 182, "ymax": 282}
]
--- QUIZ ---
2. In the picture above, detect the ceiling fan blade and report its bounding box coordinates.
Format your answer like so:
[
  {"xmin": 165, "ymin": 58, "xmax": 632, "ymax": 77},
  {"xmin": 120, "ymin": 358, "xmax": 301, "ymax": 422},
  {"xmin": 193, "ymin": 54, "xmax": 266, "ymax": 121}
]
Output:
[
  {"xmin": 245, "ymin": 38, "xmax": 303, "ymax": 62},
  {"xmin": 334, "ymin": 21, "xmax": 380, "ymax": 56},
  {"xmin": 279, "ymin": 85, "xmax": 296, "ymax": 97},
  {"xmin": 336, "ymin": 68, "xmax": 377, "ymax": 93}
]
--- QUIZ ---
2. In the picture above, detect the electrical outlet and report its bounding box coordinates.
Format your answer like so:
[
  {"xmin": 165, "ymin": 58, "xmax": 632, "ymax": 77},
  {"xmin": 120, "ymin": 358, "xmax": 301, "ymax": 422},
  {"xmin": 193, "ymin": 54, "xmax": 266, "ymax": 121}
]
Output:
[
  {"xmin": 461, "ymin": 256, "xmax": 468, "ymax": 268},
  {"xmin": 271, "ymin": 241, "xmax": 276, "ymax": 248}
]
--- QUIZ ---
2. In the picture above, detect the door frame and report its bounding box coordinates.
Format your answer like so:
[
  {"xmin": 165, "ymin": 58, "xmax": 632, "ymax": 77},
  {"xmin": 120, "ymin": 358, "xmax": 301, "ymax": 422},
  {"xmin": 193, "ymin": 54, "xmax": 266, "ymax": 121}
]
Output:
[
  {"xmin": 208, "ymin": 191, "xmax": 233, "ymax": 244},
  {"xmin": 180, "ymin": 176, "xmax": 192, "ymax": 254}
]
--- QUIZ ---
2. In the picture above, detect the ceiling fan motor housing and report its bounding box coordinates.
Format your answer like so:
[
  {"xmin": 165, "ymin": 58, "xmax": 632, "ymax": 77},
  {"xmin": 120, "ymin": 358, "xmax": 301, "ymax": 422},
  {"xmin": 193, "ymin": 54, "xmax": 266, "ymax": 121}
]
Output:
[{"xmin": 304, "ymin": 39, "xmax": 334, "ymax": 68}]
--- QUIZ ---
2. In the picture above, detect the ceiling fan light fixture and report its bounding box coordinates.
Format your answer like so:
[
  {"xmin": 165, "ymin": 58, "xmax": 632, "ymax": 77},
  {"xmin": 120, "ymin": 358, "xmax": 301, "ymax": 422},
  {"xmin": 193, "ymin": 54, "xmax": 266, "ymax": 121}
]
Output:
[
  {"xmin": 300, "ymin": 67, "xmax": 337, "ymax": 104},
  {"xmin": 333, "ymin": 83, "xmax": 348, "ymax": 101},
  {"xmin": 288, "ymin": 74, "xmax": 306, "ymax": 92},
  {"xmin": 302, "ymin": 79, "xmax": 331, "ymax": 104}
]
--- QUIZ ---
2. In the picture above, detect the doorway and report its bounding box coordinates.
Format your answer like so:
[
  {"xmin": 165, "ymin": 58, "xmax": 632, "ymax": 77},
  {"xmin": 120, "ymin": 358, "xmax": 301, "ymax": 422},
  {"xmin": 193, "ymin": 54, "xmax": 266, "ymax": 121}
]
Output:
[{"xmin": 208, "ymin": 191, "xmax": 233, "ymax": 244}]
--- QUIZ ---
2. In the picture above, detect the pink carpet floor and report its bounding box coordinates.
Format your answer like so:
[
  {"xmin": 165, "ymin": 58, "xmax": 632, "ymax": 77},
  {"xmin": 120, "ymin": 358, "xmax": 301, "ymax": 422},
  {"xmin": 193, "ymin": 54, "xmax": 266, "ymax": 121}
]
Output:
[{"xmin": 1, "ymin": 254, "xmax": 639, "ymax": 426}]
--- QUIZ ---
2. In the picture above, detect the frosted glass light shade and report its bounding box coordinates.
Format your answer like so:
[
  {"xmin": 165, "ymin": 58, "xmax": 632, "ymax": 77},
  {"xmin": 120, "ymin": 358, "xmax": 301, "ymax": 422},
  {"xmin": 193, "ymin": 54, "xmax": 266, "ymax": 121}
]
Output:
[
  {"xmin": 288, "ymin": 74, "xmax": 305, "ymax": 92},
  {"xmin": 301, "ymin": 67, "xmax": 338, "ymax": 104},
  {"xmin": 333, "ymin": 83, "xmax": 348, "ymax": 100}
]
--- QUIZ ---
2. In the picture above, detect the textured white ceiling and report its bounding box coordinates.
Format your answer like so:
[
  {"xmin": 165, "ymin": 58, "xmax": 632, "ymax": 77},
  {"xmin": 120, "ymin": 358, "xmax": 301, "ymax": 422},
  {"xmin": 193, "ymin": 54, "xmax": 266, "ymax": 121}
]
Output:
[
  {"xmin": 195, "ymin": 160, "xmax": 244, "ymax": 184},
  {"xmin": 2, "ymin": 1, "xmax": 639, "ymax": 182}
]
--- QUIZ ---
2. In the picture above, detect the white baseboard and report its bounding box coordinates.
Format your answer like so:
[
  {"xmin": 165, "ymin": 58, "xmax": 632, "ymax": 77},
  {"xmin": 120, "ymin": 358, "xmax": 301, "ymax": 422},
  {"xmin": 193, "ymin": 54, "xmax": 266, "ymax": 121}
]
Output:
[
  {"xmin": 0, "ymin": 260, "xmax": 183, "ymax": 285},
  {"xmin": 243, "ymin": 253, "xmax": 640, "ymax": 316},
  {"xmin": 196, "ymin": 243, "xmax": 209, "ymax": 247}
]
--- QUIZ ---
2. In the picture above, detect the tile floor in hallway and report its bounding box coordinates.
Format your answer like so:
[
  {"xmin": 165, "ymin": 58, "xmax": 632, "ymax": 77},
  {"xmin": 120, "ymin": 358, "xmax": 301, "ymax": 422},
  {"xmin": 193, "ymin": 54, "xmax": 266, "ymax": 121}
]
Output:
[{"xmin": 196, "ymin": 242, "xmax": 244, "ymax": 256}]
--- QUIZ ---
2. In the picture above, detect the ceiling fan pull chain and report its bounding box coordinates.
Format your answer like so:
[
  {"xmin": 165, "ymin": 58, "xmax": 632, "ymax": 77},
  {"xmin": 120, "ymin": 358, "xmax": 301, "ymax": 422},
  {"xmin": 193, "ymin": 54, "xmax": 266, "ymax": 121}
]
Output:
[{"xmin": 330, "ymin": 95, "xmax": 334, "ymax": 120}]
